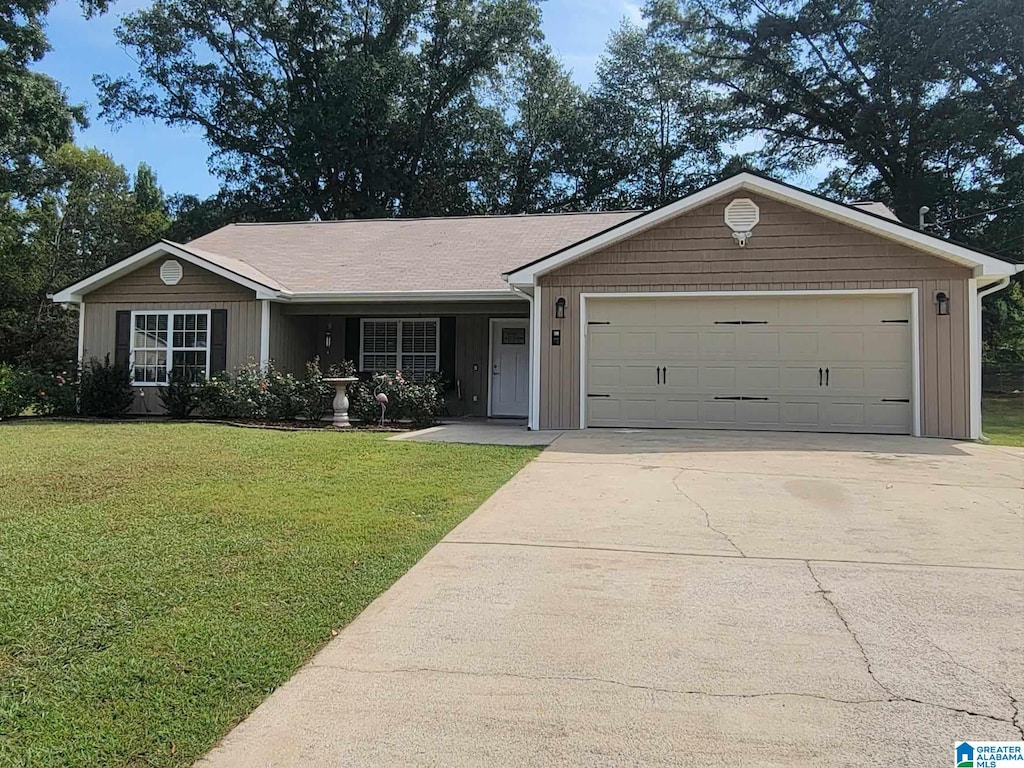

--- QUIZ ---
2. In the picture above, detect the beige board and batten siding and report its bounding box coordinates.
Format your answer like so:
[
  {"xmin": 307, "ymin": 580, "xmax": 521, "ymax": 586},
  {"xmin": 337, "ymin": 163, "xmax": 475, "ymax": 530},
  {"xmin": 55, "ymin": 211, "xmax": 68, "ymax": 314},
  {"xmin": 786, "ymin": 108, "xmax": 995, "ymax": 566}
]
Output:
[
  {"xmin": 83, "ymin": 259, "xmax": 261, "ymax": 414},
  {"xmin": 538, "ymin": 192, "xmax": 972, "ymax": 438}
]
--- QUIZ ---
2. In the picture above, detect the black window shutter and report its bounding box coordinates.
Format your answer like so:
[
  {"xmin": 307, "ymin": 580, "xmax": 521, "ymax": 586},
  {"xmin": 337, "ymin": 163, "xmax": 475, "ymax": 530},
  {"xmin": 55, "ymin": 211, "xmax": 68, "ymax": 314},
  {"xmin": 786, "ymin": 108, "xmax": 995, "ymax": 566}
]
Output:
[
  {"xmin": 210, "ymin": 309, "xmax": 228, "ymax": 374},
  {"xmin": 344, "ymin": 317, "xmax": 360, "ymax": 369},
  {"xmin": 439, "ymin": 316, "xmax": 456, "ymax": 380},
  {"xmin": 114, "ymin": 310, "xmax": 131, "ymax": 369}
]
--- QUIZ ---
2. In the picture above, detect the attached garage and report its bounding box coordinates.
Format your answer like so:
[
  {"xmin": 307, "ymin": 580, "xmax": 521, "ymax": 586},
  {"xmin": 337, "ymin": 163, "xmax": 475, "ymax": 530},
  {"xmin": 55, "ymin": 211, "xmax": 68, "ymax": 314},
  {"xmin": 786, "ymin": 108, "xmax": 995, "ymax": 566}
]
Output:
[
  {"xmin": 507, "ymin": 173, "xmax": 1022, "ymax": 440},
  {"xmin": 584, "ymin": 293, "xmax": 915, "ymax": 434}
]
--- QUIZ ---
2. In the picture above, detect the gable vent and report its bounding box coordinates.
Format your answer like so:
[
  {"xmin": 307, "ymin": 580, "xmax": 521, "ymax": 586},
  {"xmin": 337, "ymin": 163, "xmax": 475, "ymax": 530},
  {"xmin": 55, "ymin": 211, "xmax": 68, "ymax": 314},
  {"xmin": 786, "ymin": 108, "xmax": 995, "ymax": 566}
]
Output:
[
  {"xmin": 160, "ymin": 259, "xmax": 183, "ymax": 285},
  {"xmin": 724, "ymin": 198, "xmax": 760, "ymax": 232}
]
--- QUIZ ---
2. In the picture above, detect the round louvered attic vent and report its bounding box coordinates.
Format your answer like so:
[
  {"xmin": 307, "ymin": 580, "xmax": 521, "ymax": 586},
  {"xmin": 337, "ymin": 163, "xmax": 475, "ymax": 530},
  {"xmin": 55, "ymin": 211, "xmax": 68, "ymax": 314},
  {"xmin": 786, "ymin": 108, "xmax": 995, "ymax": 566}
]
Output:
[
  {"xmin": 160, "ymin": 259, "xmax": 183, "ymax": 285},
  {"xmin": 724, "ymin": 198, "xmax": 760, "ymax": 246}
]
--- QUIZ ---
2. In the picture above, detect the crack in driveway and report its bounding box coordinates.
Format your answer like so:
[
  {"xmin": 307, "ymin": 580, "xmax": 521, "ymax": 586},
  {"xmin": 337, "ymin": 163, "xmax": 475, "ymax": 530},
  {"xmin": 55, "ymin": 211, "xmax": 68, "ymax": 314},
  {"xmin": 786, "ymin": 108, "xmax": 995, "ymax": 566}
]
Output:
[
  {"xmin": 317, "ymin": 663, "xmax": 1024, "ymax": 732},
  {"xmin": 804, "ymin": 561, "xmax": 1022, "ymax": 737},
  {"xmin": 672, "ymin": 470, "xmax": 745, "ymax": 556}
]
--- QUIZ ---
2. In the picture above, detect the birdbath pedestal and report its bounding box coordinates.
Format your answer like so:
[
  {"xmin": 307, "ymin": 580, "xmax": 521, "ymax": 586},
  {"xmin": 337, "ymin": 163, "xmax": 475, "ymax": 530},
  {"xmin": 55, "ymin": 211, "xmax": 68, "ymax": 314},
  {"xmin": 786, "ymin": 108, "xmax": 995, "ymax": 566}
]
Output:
[{"xmin": 323, "ymin": 377, "xmax": 359, "ymax": 428}]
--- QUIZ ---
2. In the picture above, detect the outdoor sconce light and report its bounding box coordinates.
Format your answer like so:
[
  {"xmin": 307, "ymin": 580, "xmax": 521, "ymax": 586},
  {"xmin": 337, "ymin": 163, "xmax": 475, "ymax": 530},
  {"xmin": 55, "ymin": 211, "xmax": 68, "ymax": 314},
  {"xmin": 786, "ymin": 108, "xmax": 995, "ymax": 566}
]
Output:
[
  {"xmin": 935, "ymin": 291, "xmax": 950, "ymax": 316},
  {"xmin": 325, "ymin": 321, "xmax": 333, "ymax": 349},
  {"xmin": 555, "ymin": 296, "xmax": 566, "ymax": 319}
]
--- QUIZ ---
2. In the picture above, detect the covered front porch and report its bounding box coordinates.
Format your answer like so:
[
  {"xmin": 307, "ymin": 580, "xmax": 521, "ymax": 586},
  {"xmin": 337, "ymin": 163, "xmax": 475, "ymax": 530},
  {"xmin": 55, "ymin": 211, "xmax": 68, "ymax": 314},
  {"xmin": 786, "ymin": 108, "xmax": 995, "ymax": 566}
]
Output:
[{"xmin": 267, "ymin": 298, "xmax": 532, "ymax": 420}]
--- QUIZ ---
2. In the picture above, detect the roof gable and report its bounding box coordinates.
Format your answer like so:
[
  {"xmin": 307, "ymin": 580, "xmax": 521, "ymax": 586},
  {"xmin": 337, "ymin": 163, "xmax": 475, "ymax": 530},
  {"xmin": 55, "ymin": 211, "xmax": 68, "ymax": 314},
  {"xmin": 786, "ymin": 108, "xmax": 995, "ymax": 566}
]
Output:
[
  {"xmin": 52, "ymin": 241, "xmax": 287, "ymax": 303},
  {"xmin": 505, "ymin": 173, "xmax": 1022, "ymax": 285}
]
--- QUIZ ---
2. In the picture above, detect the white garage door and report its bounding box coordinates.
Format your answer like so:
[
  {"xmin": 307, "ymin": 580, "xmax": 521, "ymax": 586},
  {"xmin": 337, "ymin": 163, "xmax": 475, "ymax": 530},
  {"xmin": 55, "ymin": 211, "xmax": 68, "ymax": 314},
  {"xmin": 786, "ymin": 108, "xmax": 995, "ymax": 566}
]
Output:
[{"xmin": 585, "ymin": 295, "xmax": 913, "ymax": 434}]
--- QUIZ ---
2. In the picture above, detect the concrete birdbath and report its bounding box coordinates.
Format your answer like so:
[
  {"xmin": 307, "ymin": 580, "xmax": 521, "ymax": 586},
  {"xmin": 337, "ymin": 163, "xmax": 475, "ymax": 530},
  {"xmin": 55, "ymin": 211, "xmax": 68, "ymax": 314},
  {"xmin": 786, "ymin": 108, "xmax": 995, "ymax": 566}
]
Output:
[{"xmin": 323, "ymin": 377, "xmax": 359, "ymax": 427}]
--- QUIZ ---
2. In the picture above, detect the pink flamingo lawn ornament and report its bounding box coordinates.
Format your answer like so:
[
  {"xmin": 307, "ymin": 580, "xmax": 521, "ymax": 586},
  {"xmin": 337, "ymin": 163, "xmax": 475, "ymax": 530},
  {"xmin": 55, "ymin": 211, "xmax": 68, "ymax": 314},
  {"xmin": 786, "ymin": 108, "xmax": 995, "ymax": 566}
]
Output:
[{"xmin": 375, "ymin": 390, "xmax": 389, "ymax": 426}]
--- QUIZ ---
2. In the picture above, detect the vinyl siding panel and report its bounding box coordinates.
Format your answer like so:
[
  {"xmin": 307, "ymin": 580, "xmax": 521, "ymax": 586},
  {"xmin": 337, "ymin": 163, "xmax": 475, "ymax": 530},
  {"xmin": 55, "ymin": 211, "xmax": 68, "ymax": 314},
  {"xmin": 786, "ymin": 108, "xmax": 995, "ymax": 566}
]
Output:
[
  {"xmin": 269, "ymin": 305, "xmax": 316, "ymax": 375},
  {"xmin": 82, "ymin": 299, "xmax": 262, "ymax": 414},
  {"xmin": 87, "ymin": 259, "xmax": 256, "ymax": 303},
  {"xmin": 538, "ymin": 193, "xmax": 972, "ymax": 438}
]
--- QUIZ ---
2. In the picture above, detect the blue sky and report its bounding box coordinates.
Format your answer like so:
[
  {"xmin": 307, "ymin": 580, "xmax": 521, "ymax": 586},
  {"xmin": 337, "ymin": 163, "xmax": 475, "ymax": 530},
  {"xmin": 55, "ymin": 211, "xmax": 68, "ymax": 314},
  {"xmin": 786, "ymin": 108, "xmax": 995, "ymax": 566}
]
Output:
[{"xmin": 34, "ymin": 0, "xmax": 645, "ymax": 198}]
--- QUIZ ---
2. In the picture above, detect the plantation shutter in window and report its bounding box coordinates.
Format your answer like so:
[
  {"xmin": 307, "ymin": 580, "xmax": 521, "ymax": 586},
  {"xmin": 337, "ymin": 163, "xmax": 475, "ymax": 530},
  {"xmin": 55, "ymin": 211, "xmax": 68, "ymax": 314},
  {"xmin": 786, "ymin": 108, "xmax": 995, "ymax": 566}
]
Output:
[
  {"xmin": 114, "ymin": 310, "xmax": 131, "ymax": 368},
  {"xmin": 210, "ymin": 309, "xmax": 228, "ymax": 374}
]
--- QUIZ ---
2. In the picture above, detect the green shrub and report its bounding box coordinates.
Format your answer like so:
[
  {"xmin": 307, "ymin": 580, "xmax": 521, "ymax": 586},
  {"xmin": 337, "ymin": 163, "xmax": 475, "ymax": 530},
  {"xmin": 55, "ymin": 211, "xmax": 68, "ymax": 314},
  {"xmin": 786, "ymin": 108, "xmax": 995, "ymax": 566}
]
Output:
[
  {"xmin": 159, "ymin": 372, "xmax": 198, "ymax": 418},
  {"xmin": 0, "ymin": 364, "xmax": 31, "ymax": 419},
  {"xmin": 296, "ymin": 358, "xmax": 333, "ymax": 421},
  {"xmin": 192, "ymin": 360, "xmax": 335, "ymax": 421},
  {"xmin": 78, "ymin": 356, "xmax": 133, "ymax": 417},
  {"xmin": 31, "ymin": 370, "xmax": 78, "ymax": 416},
  {"xmin": 349, "ymin": 370, "xmax": 444, "ymax": 428}
]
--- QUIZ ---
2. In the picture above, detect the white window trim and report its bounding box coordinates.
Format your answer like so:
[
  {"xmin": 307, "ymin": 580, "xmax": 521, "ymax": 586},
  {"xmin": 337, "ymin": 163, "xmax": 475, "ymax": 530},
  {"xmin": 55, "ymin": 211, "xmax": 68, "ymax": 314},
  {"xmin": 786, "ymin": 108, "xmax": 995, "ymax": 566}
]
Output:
[
  {"xmin": 359, "ymin": 317, "xmax": 441, "ymax": 375},
  {"xmin": 130, "ymin": 309, "xmax": 212, "ymax": 386}
]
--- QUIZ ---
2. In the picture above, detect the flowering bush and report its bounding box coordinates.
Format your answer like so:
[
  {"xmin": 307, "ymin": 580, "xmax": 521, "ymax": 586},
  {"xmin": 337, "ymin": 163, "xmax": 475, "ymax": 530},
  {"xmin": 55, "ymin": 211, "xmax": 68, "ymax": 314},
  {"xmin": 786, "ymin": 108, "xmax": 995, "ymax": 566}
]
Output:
[
  {"xmin": 31, "ymin": 370, "xmax": 78, "ymax": 416},
  {"xmin": 348, "ymin": 370, "xmax": 444, "ymax": 428},
  {"xmin": 0, "ymin": 365, "xmax": 79, "ymax": 418},
  {"xmin": 192, "ymin": 359, "xmax": 335, "ymax": 421}
]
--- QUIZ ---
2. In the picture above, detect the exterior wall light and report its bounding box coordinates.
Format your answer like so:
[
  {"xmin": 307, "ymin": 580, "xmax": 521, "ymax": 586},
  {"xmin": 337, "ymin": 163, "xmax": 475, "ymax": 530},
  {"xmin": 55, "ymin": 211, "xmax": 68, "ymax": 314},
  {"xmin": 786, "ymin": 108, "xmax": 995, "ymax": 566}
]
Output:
[
  {"xmin": 325, "ymin": 320, "xmax": 333, "ymax": 349},
  {"xmin": 555, "ymin": 296, "xmax": 566, "ymax": 319},
  {"xmin": 935, "ymin": 291, "xmax": 950, "ymax": 316}
]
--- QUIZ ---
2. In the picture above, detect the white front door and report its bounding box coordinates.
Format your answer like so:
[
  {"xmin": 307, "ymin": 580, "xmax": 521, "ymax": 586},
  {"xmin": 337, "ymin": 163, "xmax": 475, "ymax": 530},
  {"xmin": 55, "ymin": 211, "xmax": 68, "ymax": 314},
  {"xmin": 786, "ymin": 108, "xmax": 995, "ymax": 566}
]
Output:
[{"xmin": 490, "ymin": 319, "xmax": 530, "ymax": 417}]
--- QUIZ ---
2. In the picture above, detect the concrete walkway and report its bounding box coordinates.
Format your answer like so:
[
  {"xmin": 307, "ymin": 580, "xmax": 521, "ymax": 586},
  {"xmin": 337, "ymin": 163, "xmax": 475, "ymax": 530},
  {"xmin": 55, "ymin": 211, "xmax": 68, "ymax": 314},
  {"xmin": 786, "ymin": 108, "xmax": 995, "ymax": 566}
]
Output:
[
  {"xmin": 199, "ymin": 430, "xmax": 1023, "ymax": 767},
  {"xmin": 388, "ymin": 419, "xmax": 562, "ymax": 446}
]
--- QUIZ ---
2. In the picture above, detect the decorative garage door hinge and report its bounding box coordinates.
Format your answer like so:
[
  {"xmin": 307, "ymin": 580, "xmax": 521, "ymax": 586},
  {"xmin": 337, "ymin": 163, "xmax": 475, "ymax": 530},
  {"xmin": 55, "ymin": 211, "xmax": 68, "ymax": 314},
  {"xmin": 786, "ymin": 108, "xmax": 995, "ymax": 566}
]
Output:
[
  {"xmin": 714, "ymin": 396, "xmax": 770, "ymax": 401},
  {"xmin": 587, "ymin": 321, "xmax": 611, "ymax": 325},
  {"xmin": 587, "ymin": 393, "xmax": 611, "ymax": 398},
  {"xmin": 881, "ymin": 319, "xmax": 909, "ymax": 323},
  {"xmin": 881, "ymin": 398, "xmax": 910, "ymax": 403},
  {"xmin": 714, "ymin": 320, "xmax": 769, "ymax": 325}
]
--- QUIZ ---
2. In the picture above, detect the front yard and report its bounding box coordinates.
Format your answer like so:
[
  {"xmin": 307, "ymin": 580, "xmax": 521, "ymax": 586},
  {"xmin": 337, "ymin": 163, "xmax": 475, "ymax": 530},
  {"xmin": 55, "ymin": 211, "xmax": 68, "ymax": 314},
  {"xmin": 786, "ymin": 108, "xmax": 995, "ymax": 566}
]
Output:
[
  {"xmin": 0, "ymin": 423, "xmax": 538, "ymax": 767},
  {"xmin": 983, "ymin": 394, "xmax": 1024, "ymax": 447}
]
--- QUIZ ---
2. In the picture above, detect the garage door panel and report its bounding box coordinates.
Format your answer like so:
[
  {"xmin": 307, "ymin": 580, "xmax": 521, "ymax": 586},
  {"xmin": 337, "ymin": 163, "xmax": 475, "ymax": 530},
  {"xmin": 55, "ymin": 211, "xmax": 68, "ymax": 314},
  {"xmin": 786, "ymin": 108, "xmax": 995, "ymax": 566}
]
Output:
[
  {"xmin": 738, "ymin": 400, "xmax": 781, "ymax": 426},
  {"xmin": 659, "ymin": 331, "xmax": 700, "ymax": 355},
  {"xmin": 864, "ymin": 366, "xmax": 911, "ymax": 395},
  {"xmin": 701, "ymin": 400, "xmax": 737, "ymax": 425},
  {"xmin": 780, "ymin": 366, "xmax": 821, "ymax": 391},
  {"xmin": 700, "ymin": 332, "xmax": 737, "ymax": 353},
  {"xmin": 586, "ymin": 295, "xmax": 913, "ymax": 434},
  {"xmin": 737, "ymin": 366, "xmax": 780, "ymax": 390},
  {"xmin": 781, "ymin": 401, "xmax": 821, "ymax": 427},
  {"xmin": 663, "ymin": 365, "xmax": 699, "ymax": 388},
  {"xmin": 700, "ymin": 366, "xmax": 736, "ymax": 389},
  {"xmin": 780, "ymin": 332, "xmax": 820, "ymax": 358},
  {"xmin": 657, "ymin": 398, "xmax": 701, "ymax": 425}
]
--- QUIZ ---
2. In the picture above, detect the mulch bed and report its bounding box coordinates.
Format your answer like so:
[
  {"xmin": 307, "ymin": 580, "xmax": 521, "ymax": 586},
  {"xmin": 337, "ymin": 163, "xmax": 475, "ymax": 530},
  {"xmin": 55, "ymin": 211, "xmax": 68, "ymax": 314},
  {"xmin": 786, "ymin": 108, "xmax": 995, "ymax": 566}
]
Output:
[{"xmin": 0, "ymin": 415, "xmax": 417, "ymax": 432}]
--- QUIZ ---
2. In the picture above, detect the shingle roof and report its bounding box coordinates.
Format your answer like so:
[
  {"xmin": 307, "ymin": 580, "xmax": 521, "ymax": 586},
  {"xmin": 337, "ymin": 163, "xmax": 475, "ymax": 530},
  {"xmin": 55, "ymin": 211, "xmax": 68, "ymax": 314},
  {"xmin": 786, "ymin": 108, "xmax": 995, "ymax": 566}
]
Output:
[{"xmin": 186, "ymin": 211, "xmax": 640, "ymax": 294}]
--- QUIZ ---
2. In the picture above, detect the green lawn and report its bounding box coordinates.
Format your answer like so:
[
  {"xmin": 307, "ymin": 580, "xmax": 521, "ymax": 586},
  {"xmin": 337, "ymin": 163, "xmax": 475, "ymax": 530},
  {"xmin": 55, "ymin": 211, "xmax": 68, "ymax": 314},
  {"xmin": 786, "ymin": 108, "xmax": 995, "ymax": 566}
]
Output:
[
  {"xmin": 983, "ymin": 394, "xmax": 1024, "ymax": 447},
  {"xmin": 0, "ymin": 422, "xmax": 538, "ymax": 767}
]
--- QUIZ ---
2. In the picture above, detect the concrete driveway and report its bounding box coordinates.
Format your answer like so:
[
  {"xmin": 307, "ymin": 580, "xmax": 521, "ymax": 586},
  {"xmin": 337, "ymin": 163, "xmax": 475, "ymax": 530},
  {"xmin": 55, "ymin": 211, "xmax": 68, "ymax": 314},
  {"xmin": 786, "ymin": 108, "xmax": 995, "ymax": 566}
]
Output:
[{"xmin": 200, "ymin": 431, "xmax": 1023, "ymax": 768}]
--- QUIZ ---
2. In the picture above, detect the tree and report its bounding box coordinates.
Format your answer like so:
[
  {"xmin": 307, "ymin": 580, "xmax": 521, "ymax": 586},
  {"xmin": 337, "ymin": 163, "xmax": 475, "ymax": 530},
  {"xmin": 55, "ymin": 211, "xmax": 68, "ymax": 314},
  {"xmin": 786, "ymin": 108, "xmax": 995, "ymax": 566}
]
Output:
[
  {"xmin": 589, "ymin": 19, "xmax": 727, "ymax": 208},
  {"xmin": 649, "ymin": 0, "xmax": 1022, "ymax": 225},
  {"xmin": 96, "ymin": 0, "xmax": 544, "ymax": 220},
  {"xmin": 0, "ymin": 147, "xmax": 170, "ymax": 369},
  {"xmin": 470, "ymin": 47, "xmax": 594, "ymax": 213}
]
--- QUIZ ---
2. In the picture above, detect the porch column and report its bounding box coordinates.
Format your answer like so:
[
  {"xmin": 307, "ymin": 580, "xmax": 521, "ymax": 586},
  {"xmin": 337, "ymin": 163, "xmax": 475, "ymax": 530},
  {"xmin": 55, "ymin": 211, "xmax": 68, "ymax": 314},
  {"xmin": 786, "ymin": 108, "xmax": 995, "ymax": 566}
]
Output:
[
  {"xmin": 529, "ymin": 285, "xmax": 541, "ymax": 431},
  {"xmin": 259, "ymin": 299, "xmax": 271, "ymax": 371}
]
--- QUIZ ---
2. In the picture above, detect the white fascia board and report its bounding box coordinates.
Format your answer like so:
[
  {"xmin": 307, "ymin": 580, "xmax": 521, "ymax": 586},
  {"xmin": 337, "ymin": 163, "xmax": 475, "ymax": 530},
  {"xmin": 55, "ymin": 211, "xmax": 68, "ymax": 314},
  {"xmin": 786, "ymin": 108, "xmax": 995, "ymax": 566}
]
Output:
[
  {"xmin": 279, "ymin": 289, "xmax": 526, "ymax": 303},
  {"xmin": 51, "ymin": 241, "xmax": 288, "ymax": 303},
  {"xmin": 504, "ymin": 173, "xmax": 1023, "ymax": 285}
]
